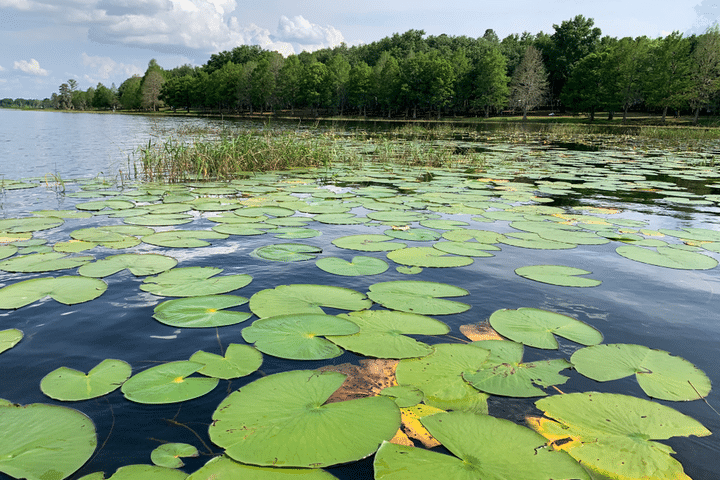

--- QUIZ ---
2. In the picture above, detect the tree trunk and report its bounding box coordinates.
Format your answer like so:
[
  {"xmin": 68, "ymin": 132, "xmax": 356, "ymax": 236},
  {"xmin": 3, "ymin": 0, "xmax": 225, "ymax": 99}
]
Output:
[
  {"xmin": 607, "ymin": 111, "xmax": 614, "ymax": 121},
  {"xmin": 589, "ymin": 108, "xmax": 595, "ymax": 122},
  {"xmin": 623, "ymin": 105, "xmax": 629, "ymax": 124},
  {"xmin": 522, "ymin": 107, "xmax": 528, "ymax": 121},
  {"xmin": 693, "ymin": 107, "xmax": 700, "ymax": 126},
  {"xmin": 661, "ymin": 106, "xmax": 667, "ymax": 124}
]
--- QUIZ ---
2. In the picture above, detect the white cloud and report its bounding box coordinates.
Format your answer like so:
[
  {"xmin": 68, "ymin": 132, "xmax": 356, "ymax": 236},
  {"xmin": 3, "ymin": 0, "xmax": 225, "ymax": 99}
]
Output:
[
  {"xmin": 81, "ymin": 53, "xmax": 143, "ymax": 80},
  {"xmin": 0, "ymin": 65, "xmax": 5, "ymax": 71},
  {"xmin": 274, "ymin": 15, "xmax": 344, "ymax": 46},
  {"xmin": 13, "ymin": 58, "xmax": 48, "ymax": 76}
]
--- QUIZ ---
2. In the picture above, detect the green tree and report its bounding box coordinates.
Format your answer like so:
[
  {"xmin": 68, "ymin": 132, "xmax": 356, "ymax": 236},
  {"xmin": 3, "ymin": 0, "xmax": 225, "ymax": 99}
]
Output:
[
  {"xmin": 326, "ymin": 54, "xmax": 351, "ymax": 115},
  {"xmin": 373, "ymin": 52, "xmax": 401, "ymax": 118},
  {"xmin": 251, "ymin": 58, "xmax": 277, "ymax": 113},
  {"xmin": 509, "ymin": 45, "xmax": 548, "ymax": 120},
  {"xmin": 470, "ymin": 43, "xmax": 509, "ymax": 117},
  {"xmin": 644, "ymin": 32, "xmax": 691, "ymax": 122},
  {"xmin": 560, "ymin": 51, "xmax": 606, "ymax": 121},
  {"xmin": 92, "ymin": 83, "xmax": 114, "ymax": 110},
  {"xmin": 141, "ymin": 60, "xmax": 165, "ymax": 111},
  {"xmin": 688, "ymin": 26, "xmax": 720, "ymax": 125},
  {"xmin": 603, "ymin": 37, "xmax": 651, "ymax": 122},
  {"xmin": 348, "ymin": 61, "xmax": 373, "ymax": 117},
  {"xmin": 300, "ymin": 61, "xmax": 330, "ymax": 116},
  {"xmin": 56, "ymin": 83, "xmax": 72, "ymax": 110},
  {"xmin": 278, "ymin": 55, "xmax": 303, "ymax": 115}
]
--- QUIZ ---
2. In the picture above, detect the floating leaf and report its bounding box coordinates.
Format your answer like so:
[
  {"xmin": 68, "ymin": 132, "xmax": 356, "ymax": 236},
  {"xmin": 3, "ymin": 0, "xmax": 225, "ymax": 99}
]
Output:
[
  {"xmin": 249, "ymin": 284, "xmax": 371, "ymax": 318},
  {"xmin": 529, "ymin": 392, "xmax": 711, "ymax": 480},
  {"xmin": 397, "ymin": 266, "xmax": 422, "ymax": 274},
  {"xmin": 387, "ymin": 247, "xmax": 473, "ymax": 268},
  {"xmin": 398, "ymin": 404, "xmax": 444, "ymax": 448},
  {"xmin": 242, "ymin": 314, "xmax": 359, "ymax": 360},
  {"xmin": 0, "ymin": 328, "xmax": 23, "ymax": 354},
  {"xmin": 142, "ymin": 230, "xmax": 229, "ymax": 248},
  {"xmin": 374, "ymin": 411, "xmax": 590, "ymax": 480},
  {"xmin": 0, "ymin": 276, "xmax": 107, "ymax": 309},
  {"xmin": 0, "ymin": 245, "xmax": 18, "ymax": 260},
  {"xmin": 78, "ymin": 253, "xmax": 177, "ymax": 277},
  {"xmin": 459, "ymin": 322, "xmax": 503, "ymax": 341},
  {"xmin": 186, "ymin": 455, "xmax": 340, "ymax": 479},
  {"xmin": 515, "ymin": 264, "xmax": 602, "ymax": 287},
  {"xmin": 71, "ymin": 226, "xmax": 152, "ymax": 249},
  {"xmin": 151, "ymin": 443, "xmax": 198, "ymax": 468},
  {"xmin": 40, "ymin": 359, "xmax": 132, "ymax": 401},
  {"xmin": 189, "ymin": 343, "xmax": 262, "ymax": 379},
  {"xmin": 332, "ymin": 234, "xmax": 406, "ymax": 252},
  {"xmin": 379, "ymin": 385, "xmax": 423, "ymax": 408},
  {"xmin": 327, "ymin": 310, "xmax": 449, "ymax": 359},
  {"xmin": 432, "ymin": 241, "xmax": 496, "ymax": 257},
  {"xmin": 53, "ymin": 240, "xmax": 96, "ymax": 253},
  {"xmin": 76, "ymin": 199, "xmax": 134, "ymax": 211},
  {"xmin": 101, "ymin": 464, "xmax": 189, "ymax": 479},
  {"xmin": 462, "ymin": 341, "xmax": 571, "ymax": 397},
  {"xmin": 367, "ymin": 280, "xmax": 470, "ymax": 315},
  {"xmin": 209, "ymin": 370, "xmax": 400, "ymax": 468},
  {"xmin": 123, "ymin": 213, "xmax": 193, "ymax": 226},
  {"xmin": 254, "ymin": 243, "xmax": 322, "ymax": 262},
  {"xmin": 272, "ymin": 227, "xmax": 321, "ymax": 239},
  {"xmin": 384, "ymin": 228, "xmax": 442, "ymax": 242},
  {"xmin": 489, "ymin": 307, "xmax": 603, "ymax": 349},
  {"xmin": 317, "ymin": 359, "xmax": 399, "ymax": 403},
  {"xmin": 121, "ymin": 361, "xmax": 218, "ymax": 404},
  {"xmin": 616, "ymin": 245, "xmax": 718, "ymax": 270},
  {"xmin": 0, "ymin": 402, "xmax": 97, "ymax": 480},
  {"xmin": 140, "ymin": 267, "xmax": 252, "ymax": 297},
  {"xmin": 0, "ymin": 216, "xmax": 64, "ymax": 233},
  {"xmin": 500, "ymin": 232, "xmax": 576, "ymax": 250},
  {"xmin": 316, "ymin": 256, "xmax": 389, "ymax": 276},
  {"xmin": 395, "ymin": 343, "xmax": 489, "ymax": 413},
  {"xmin": 0, "ymin": 252, "xmax": 93, "ymax": 273},
  {"xmin": 571, "ymin": 344, "xmax": 711, "ymax": 401},
  {"xmin": 441, "ymin": 229, "xmax": 506, "ymax": 243},
  {"xmin": 153, "ymin": 295, "xmax": 251, "ymax": 327}
]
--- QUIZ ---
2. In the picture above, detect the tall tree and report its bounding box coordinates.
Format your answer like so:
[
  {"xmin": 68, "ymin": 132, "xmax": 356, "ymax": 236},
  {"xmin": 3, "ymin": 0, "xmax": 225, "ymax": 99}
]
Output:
[
  {"xmin": 688, "ymin": 26, "xmax": 720, "ymax": 125},
  {"xmin": 560, "ymin": 51, "xmax": 606, "ymax": 121},
  {"xmin": 118, "ymin": 76, "xmax": 142, "ymax": 110},
  {"xmin": 348, "ymin": 61, "xmax": 373, "ymax": 117},
  {"xmin": 300, "ymin": 61, "xmax": 330, "ymax": 116},
  {"xmin": 141, "ymin": 59, "xmax": 165, "ymax": 111},
  {"xmin": 470, "ymin": 43, "xmax": 509, "ymax": 117},
  {"xmin": 373, "ymin": 52, "xmax": 401, "ymax": 118},
  {"xmin": 644, "ymin": 32, "xmax": 691, "ymax": 122},
  {"xmin": 278, "ymin": 55, "xmax": 303, "ymax": 115},
  {"xmin": 509, "ymin": 45, "xmax": 549, "ymax": 120},
  {"xmin": 326, "ymin": 54, "xmax": 351, "ymax": 115}
]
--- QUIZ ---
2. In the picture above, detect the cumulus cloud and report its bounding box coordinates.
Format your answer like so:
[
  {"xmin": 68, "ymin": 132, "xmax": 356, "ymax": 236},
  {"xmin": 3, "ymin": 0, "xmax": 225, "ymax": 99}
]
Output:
[
  {"xmin": 13, "ymin": 58, "xmax": 48, "ymax": 76},
  {"xmin": 0, "ymin": 65, "xmax": 5, "ymax": 71},
  {"xmin": 81, "ymin": 53, "xmax": 143, "ymax": 79},
  {"xmin": 273, "ymin": 15, "xmax": 344, "ymax": 46}
]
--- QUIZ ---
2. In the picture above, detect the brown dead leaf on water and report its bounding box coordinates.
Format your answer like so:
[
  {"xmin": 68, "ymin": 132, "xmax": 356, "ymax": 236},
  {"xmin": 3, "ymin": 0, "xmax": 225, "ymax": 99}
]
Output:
[
  {"xmin": 317, "ymin": 358, "xmax": 398, "ymax": 404},
  {"xmin": 459, "ymin": 322, "xmax": 504, "ymax": 341}
]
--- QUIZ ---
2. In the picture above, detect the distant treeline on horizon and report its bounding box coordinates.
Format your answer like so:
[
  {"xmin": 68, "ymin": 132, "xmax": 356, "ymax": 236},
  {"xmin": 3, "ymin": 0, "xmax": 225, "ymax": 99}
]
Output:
[{"xmin": 4, "ymin": 15, "xmax": 720, "ymax": 124}]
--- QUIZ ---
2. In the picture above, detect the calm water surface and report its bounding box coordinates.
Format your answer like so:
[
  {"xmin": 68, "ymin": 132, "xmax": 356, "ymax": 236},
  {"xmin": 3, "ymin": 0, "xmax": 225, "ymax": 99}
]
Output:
[{"xmin": 0, "ymin": 109, "xmax": 719, "ymax": 480}]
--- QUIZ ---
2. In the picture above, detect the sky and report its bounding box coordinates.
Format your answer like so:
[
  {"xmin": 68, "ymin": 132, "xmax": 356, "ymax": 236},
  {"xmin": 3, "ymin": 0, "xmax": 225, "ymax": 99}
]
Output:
[{"xmin": 0, "ymin": 0, "xmax": 716, "ymax": 99}]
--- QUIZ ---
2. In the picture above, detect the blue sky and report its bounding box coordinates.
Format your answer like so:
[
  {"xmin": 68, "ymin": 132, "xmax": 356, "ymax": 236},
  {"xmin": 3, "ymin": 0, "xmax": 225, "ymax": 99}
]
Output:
[{"xmin": 0, "ymin": 0, "xmax": 714, "ymax": 99}]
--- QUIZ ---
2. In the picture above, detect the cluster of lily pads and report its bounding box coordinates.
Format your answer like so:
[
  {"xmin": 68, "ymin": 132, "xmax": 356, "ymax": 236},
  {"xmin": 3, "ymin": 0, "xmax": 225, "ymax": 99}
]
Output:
[{"xmin": 0, "ymin": 137, "xmax": 718, "ymax": 480}]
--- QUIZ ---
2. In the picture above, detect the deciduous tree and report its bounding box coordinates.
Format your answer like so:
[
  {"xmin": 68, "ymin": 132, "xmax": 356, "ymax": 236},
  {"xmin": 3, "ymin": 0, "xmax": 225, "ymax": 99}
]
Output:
[{"xmin": 509, "ymin": 45, "xmax": 548, "ymax": 120}]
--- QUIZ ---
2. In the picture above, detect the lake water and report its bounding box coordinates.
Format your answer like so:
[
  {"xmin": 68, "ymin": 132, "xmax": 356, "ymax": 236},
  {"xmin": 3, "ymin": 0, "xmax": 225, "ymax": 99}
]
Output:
[{"xmin": 0, "ymin": 108, "xmax": 719, "ymax": 480}]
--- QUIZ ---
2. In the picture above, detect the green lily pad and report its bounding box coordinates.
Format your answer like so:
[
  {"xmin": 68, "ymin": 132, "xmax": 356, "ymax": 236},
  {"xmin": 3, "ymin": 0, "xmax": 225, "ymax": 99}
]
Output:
[
  {"xmin": 462, "ymin": 341, "xmax": 571, "ymax": 397},
  {"xmin": 332, "ymin": 234, "xmax": 406, "ymax": 252},
  {"xmin": 327, "ymin": 310, "xmax": 449, "ymax": 359},
  {"xmin": 242, "ymin": 314, "xmax": 359, "ymax": 360},
  {"xmin": 616, "ymin": 245, "xmax": 718, "ymax": 270},
  {"xmin": 0, "ymin": 244, "xmax": 18, "ymax": 260},
  {"xmin": 500, "ymin": 232, "xmax": 576, "ymax": 250},
  {"xmin": 123, "ymin": 213, "xmax": 193, "ymax": 226},
  {"xmin": 432, "ymin": 241, "xmax": 497, "ymax": 257},
  {"xmin": 0, "ymin": 216, "xmax": 64, "ymax": 233},
  {"xmin": 383, "ymin": 228, "xmax": 442, "ymax": 242},
  {"xmin": 418, "ymin": 219, "xmax": 469, "ymax": 230},
  {"xmin": 314, "ymin": 213, "xmax": 370, "ymax": 225},
  {"xmin": 571, "ymin": 344, "xmax": 712, "ymax": 401},
  {"xmin": 395, "ymin": 343, "xmax": 489, "ymax": 413},
  {"xmin": 515, "ymin": 265, "xmax": 602, "ymax": 287},
  {"xmin": 209, "ymin": 369, "xmax": 400, "ymax": 468},
  {"xmin": 530, "ymin": 392, "xmax": 711, "ymax": 480},
  {"xmin": 189, "ymin": 344, "xmax": 263, "ymax": 379},
  {"xmin": 140, "ymin": 267, "xmax": 252, "ymax": 297},
  {"xmin": 387, "ymin": 247, "xmax": 473, "ymax": 268},
  {"xmin": 153, "ymin": 295, "xmax": 251, "ymax": 328},
  {"xmin": 121, "ymin": 361, "xmax": 219, "ymax": 404},
  {"xmin": 254, "ymin": 243, "xmax": 322, "ymax": 262},
  {"xmin": 316, "ymin": 256, "xmax": 389, "ymax": 276},
  {"xmin": 212, "ymin": 223, "xmax": 271, "ymax": 235},
  {"xmin": 441, "ymin": 229, "xmax": 506, "ymax": 243},
  {"xmin": 488, "ymin": 307, "xmax": 603, "ymax": 349},
  {"xmin": 0, "ymin": 328, "xmax": 23, "ymax": 354},
  {"xmin": 53, "ymin": 240, "xmax": 97, "ymax": 253},
  {"xmin": 272, "ymin": 227, "xmax": 321, "ymax": 239},
  {"xmin": 374, "ymin": 411, "xmax": 590, "ymax": 480},
  {"xmin": 186, "ymin": 455, "xmax": 339, "ymax": 479},
  {"xmin": 142, "ymin": 230, "xmax": 229, "ymax": 248},
  {"xmin": 367, "ymin": 281, "xmax": 470, "ymax": 315},
  {"xmin": 0, "ymin": 276, "xmax": 108, "ymax": 309},
  {"xmin": 76, "ymin": 199, "xmax": 135, "ymax": 211},
  {"xmin": 33, "ymin": 209, "xmax": 93, "ymax": 219},
  {"xmin": 0, "ymin": 252, "xmax": 93, "ymax": 273},
  {"xmin": 249, "ymin": 284, "xmax": 372, "ymax": 318},
  {"xmin": 78, "ymin": 253, "xmax": 177, "ymax": 277},
  {"xmin": 0, "ymin": 402, "xmax": 97, "ymax": 480},
  {"xmin": 379, "ymin": 385, "xmax": 424, "ymax": 408},
  {"xmin": 101, "ymin": 464, "xmax": 189, "ymax": 479},
  {"xmin": 151, "ymin": 443, "xmax": 198, "ymax": 468},
  {"xmin": 40, "ymin": 359, "xmax": 132, "ymax": 401},
  {"xmin": 70, "ymin": 226, "xmax": 152, "ymax": 249},
  {"xmin": 397, "ymin": 266, "xmax": 422, "ymax": 274},
  {"xmin": 235, "ymin": 206, "xmax": 296, "ymax": 217}
]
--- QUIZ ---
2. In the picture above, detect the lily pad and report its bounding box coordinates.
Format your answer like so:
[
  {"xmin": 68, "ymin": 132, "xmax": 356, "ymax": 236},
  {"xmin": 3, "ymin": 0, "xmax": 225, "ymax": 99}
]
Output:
[
  {"xmin": 0, "ymin": 244, "xmax": 18, "ymax": 260},
  {"xmin": 529, "ymin": 392, "xmax": 711, "ymax": 480},
  {"xmin": 384, "ymin": 228, "xmax": 442, "ymax": 242},
  {"xmin": 0, "ymin": 402, "xmax": 97, "ymax": 480},
  {"xmin": 142, "ymin": 230, "xmax": 229, "ymax": 248},
  {"xmin": 387, "ymin": 247, "xmax": 473, "ymax": 268},
  {"xmin": 123, "ymin": 213, "xmax": 193, "ymax": 226},
  {"xmin": 489, "ymin": 307, "xmax": 603, "ymax": 349},
  {"xmin": 316, "ymin": 256, "xmax": 389, "ymax": 276},
  {"xmin": 254, "ymin": 243, "xmax": 322, "ymax": 262},
  {"xmin": 70, "ymin": 226, "xmax": 152, "ymax": 249},
  {"xmin": 249, "ymin": 284, "xmax": 372, "ymax": 318},
  {"xmin": 209, "ymin": 369, "xmax": 400, "ymax": 468},
  {"xmin": 186, "ymin": 455, "xmax": 340, "ymax": 479},
  {"xmin": 616, "ymin": 245, "xmax": 718, "ymax": 270},
  {"xmin": 500, "ymin": 232, "xmax": 576, "ymax": 250},
  {"xmin": 101, "ymin": 464, "xmax": 189, "ymax": 479},
  {"xmin": 0, "ymin": 216, "xmax": 64, "ymax": 233},
  {"xmin": 121, "ymin": 361, "xmax": 219, "ymax": 404},
  {"xmin": 242, "ymin": 314, "xmax": 359, "ymax": 360},
  {"xmin": 76, "ymin": 199, "xmax": 135, "ymax": 211},
  {"xmin": 0, "ymin": 276, "xmax": 108, "ymax": 309},
  {"xmin": 40, "ymin": 359, "xmax": 132, "ymax": 401},
  {"xmin": 379, "ymin": 385, "xmax": 424, "ymax": 408},
  {"xmin": 0, "ymin": 328, "xmax": 23, "ymax": 354},
  {"xmin": 140, "ymin": 267, "xmax": 252, "ymax": 297},
  {"xmin": 432, "ymin": 241, "xmax": 497, "ymax": 257},
  {"xmin": 189, "ymin": 344, "xmax": 263, "ymax": 379},
  {"xmin": 367, "ymin": 280, "xmax": 471, "ymax": 315},
  {"xmin": 327, "ymin": 310, "xmax": 449, "ymax": 359},
  {"xmin": 332, "ymin": 234, "xmax": 406, "ymax": 252},
  {"xmin": 571, "ymin": 343, "xmax": 712, "ymax": 401},
  {"xmin": 515, "ymin": 264, "xmax": 602, "ymax": 287},
  {"xmin": 151, "ymin": 443, "xmax": 198, "ymax": 469},
  {"xmin": 0, "ymin": 252, "xmax": 94, "ymax": 273},
  {"xmin": 374, "ymin": 411, "xmax": 590, "ymax": 480},
  {"xmin": 78, "ymin": 253, "xmax": 177, "ymax": 277},
  {"xmin": 153, "ymin": 295, "xmax": 252, "ymax": 327}
]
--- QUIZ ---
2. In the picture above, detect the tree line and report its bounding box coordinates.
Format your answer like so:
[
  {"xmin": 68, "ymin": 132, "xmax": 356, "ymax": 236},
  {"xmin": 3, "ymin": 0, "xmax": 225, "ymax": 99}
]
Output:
[{"xmin": 17, "ymin": 16, "xmax": 720, "ymax": 124}]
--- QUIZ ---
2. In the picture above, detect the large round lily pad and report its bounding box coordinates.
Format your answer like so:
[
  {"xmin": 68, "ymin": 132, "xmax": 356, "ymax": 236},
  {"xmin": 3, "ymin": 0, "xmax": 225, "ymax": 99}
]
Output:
[
  {"xmin": 254, "ymin": 243, "xmax": 322, "ymax": 262},
  {"xmin": 249, "ymin": 284, "xmax": 372, "ymax": 318},
  {"xmin": 571, "ymin": 343, "xmax": 711, "ymax": 401},
  {"xmin": 0, "ymin": 252, "xmax": 94, "ymax": 273},
  {"xmin": 187, "ymin": 455, "xmax": 339, "ymax": 479},
  {"xmin": 140, "ymin": 267, "xmax": 252, "ymax": 297},
  {"xmin": 0, "ymin": 402, "xmax": 97, "ymax": 480},
  {"xmin": 332, "ymin": 234, "xmax": 406, "ymax": 252},
  {"xmin": 616, "ymin": 245, "xmax": 718, "ymax": 270},
  {"xmin": 142, "ymin": 230, "xmax": 229, "ymax": 248},
  {"xmin": 367, "ymin": 281, "xmax": 470, "ymax": 315},
  {"xmin": 121, "ymin": 361, "xmax": 219, "ymax": 404},
  {"xmin": 78, "ymin": 253, "xmax": 177, "ymax": 277},
  {"xmin": 515, "ymin": 265, "xmax": 602, "ymax": 287},
  {"xmin": 209, "ymin": 369, "xmax": 400, "ymax": 468},
  {"xmin": 153, "ymin": 295, "xmax": 251, "ymax": 327},
  {"xmin": 374, "ymin": 411, "xmax": 590, "ymax": 480},
  {"xmin": 0, "ymin": 216, "xmax": 64, "ymax": 233},
  {"xmin": 242, "ymin": 314, "xmax": 359, "ymax": 360},
  {"xmin": 189, "ymin": 344, "xmax": 263, "ymax": 379},
  {"xmin": 0, "ymin": 276, "xmax": 108, "ymax": 309},
  {"xmin": 529, "ymin": 392, "xmax": 711, "ymax": 480},
  {"xmin": 488, "ymin": 307, "xmax": 603, "ymax": 349},
  {"xmin": 41, "ymin": 359, "xmax": 132, "ymax": 401},
  {"xmin": 316, "ymin": 256, "xmax": 389, "ymax": 276},
  {"xmin": 387, "ymin": 247, "xmax": 473, "ymax": 268}
]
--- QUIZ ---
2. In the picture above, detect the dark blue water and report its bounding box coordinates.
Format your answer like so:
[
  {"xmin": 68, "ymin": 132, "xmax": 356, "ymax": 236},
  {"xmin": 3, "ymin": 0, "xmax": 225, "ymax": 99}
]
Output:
[{"xmin": 0, "ymin": 109, "xmax": 719, "ymax": 480}]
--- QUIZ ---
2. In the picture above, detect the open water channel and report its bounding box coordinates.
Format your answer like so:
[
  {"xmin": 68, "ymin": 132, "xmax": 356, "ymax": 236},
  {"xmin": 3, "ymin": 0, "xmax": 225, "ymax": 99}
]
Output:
[{"xmin": 0, "ymin": 108, "xmax": 719, "ymax": 479}]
